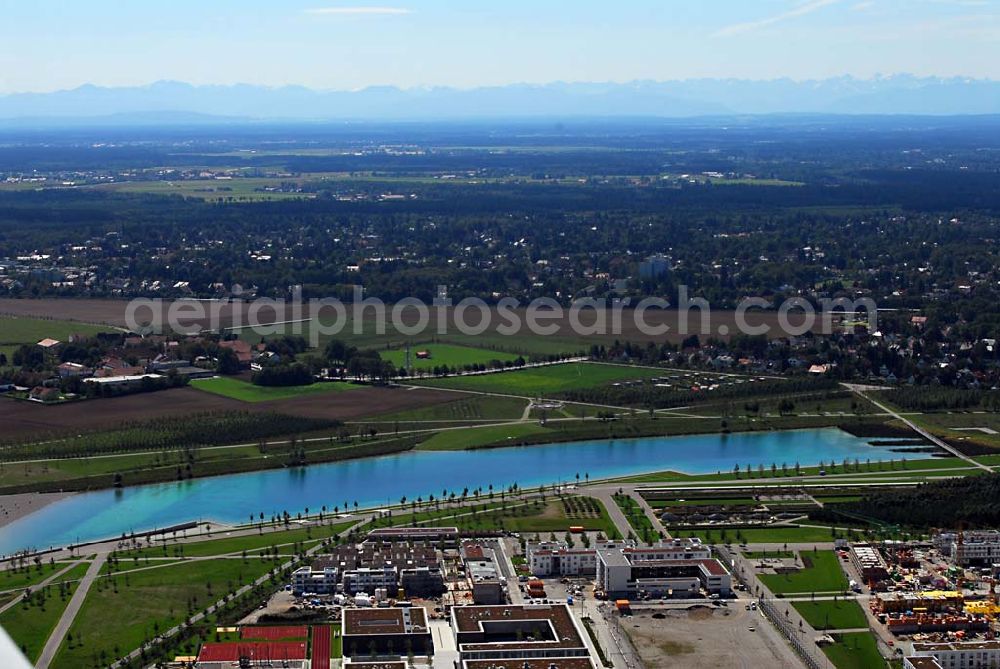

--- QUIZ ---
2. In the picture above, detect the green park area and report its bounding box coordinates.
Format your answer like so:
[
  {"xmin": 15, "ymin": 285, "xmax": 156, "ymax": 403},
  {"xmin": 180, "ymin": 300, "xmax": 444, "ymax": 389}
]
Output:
[
  {"xmin": 0, "ymin": 562, "xmax": 92, "ymax": 663},
  {"xmin": 822, "ymin": 632, "xmax": 885, "ymax": 669},
  {"xmin": 791, "ymin": 599, "xmax": 868, "ymax": 631},
  {"xmin": 52, "ymin": 558, "xmax": 275, "ymax": 668},
  {"xmin": 759, "ymin": 550, "xmax": 849, "ymax": 594}
]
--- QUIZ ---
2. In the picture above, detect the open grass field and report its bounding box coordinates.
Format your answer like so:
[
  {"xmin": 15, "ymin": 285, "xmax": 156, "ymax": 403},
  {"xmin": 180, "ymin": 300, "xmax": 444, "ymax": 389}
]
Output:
[
  {"xmin": 0, "ymin": 384, "xmax": 453, "ymax": 443},
  {"xmin": 416, "ymin": 422, "xmax": 549, "ymax": 450},
  {"xmin": 822, "ymin": 632, "xmax": 885, "ymax": 669},
  {"xmin": 365, "ymin": 394, "xmax": 529, "ymax": 424},
  {"xmin": 792, "ymin": 599, "xmax": 868, "ymax": 631},
  {"xmin": 53, "ymin": 558, "xmax": 275, "ymax": 668},
  {"xmin": 0, "ymin": 569, "xmax": 85, "ymax": 662},
  {"xmin": 0, "ymin": 561, "xmax": 78, "ymax": 592},
  {"xmin": 190, "ymin": 377, "xmax": 362, "ymax": 403},
  {"xmin": 0, "ymin": 315, "xmax": 115, "ymax": 364},
  {"xmin": 413, "ymin": 362, "xmax": 665, "ymax": 396},
  {"xmin": 759, "ymin": 550, "xmax": 848, "ymax": 594},
  {"xmin": 382, "ymin": 343, "xmax": 520, "ymax": 372}
]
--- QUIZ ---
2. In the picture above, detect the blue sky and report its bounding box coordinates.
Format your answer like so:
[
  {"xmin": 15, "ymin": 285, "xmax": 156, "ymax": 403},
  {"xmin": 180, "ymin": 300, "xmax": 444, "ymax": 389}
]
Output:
[{"xmin": 0, "ymin": 0, "xmax": 996, "ymax": 93}]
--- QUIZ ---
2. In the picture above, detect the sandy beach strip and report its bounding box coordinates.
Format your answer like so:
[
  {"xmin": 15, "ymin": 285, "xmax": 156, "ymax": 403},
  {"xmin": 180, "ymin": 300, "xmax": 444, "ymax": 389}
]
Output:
[{"xmin": 0, "ymin": 492, "xmax": 73, "ymax": 529}]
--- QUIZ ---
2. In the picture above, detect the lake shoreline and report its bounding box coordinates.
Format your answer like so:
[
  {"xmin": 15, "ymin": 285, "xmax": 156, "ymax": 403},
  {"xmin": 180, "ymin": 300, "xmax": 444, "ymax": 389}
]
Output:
[{"xmin": 0, "ymin": 491, "xmax": 73, "ymax": 530}]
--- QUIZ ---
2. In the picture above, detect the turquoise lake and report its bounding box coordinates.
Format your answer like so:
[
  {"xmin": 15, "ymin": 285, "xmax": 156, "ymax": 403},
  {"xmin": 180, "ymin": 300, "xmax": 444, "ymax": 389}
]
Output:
[{"xmin": 0, "ymin": 428, "xmax": 912, "ymax": 554}]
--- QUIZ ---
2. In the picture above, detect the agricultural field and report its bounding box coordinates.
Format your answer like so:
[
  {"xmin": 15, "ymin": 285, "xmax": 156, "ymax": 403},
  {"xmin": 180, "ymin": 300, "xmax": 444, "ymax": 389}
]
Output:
[
  {"xmin": 92, "ymin": 177, "xmax": 316, "ymax": 201},
  {"xmin": 382, "ymin": 343, "xmax": 521, "ymax": 372},
  {"xmin": 365, "ymin": 394, "xmax": 529, "ymax": 424},
  {"xmin": 759, "ymin": 550, "xmax": 849, "ymax": 594},
  {"xmin": 0, "ymin": 316, "xmax": 115, "ymax": 364},
  {"xmin": 190, "ymin": 377, "xmax": 362, "ymax": 403},
  {"xmin": 412, "ymin": 362, "xmax": 665, "ymax": 396}
]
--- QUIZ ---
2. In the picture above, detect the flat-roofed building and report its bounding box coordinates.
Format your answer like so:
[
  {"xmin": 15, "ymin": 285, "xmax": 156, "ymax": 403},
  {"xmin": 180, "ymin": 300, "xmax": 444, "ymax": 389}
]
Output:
[
  {"xmin": 292, "ymin": 563, "xmax": 338, "ymax": 595},
  {"xmin": 463, "ymin": 659, "xmax": 595, "ymax": 669},
  {"xmin": 464, "ymin": 542, "xmax": 506, "ymax": 605},
  {"xmin": 908, "ymin": 640, "xmax": 1000, "ymax": 669},
  {"xmin": 366, "ymin": 527, "xmax": 459, "ymax": 546},
  {"xmin": 451, "ymin": 604, "xmax": 592, "ymax": 663},
  {"xmin": 342, "ymin": 607, "xmax": 433, "ymax": 659},
  {"xmin": 850, "ymin": 543, "xmax": 889, "ymax": 583},
  {"xmin": 595, "ymin": 544, "xmax": 731, "ymax": 598},
  {"xmin": 527, "ymin": 538, "xmax": 709, "ymax": 578}
]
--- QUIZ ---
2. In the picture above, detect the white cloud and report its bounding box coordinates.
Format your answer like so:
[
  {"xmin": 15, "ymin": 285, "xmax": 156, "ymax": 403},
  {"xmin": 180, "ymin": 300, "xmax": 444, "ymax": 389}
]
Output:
[
  {"xmin": 305, "ymin": 6, "xmax": 412, "ymax": 15},
  {"xmin": 713, "ymin": 0, "xmax": 841, "ymax": 37}
]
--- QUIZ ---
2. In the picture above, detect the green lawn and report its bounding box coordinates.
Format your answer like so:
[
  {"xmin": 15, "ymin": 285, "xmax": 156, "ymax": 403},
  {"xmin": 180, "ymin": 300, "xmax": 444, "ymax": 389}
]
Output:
[
  {"xmin": 759, "ymin": 550, "xmax": 849, "ymax": 594},
  {"xmin": 0, "ymin": 316, "xmax": 113, "ymax": 346},
  {"xmin": 792, "ymin": 599, "xmax": 868, "ymax": 630},
  {"xmin": 822, "ymin": 632, "xmax": 885, "ymax": 669},
  {"xmin": 416, "ymin": 422, "xmax": 549, "ymax": 450},
  {"xmin": 412, "ymin": 362, "xmax": 665, "ymax": 395},
  {"xmin": 190, "ymin": 376, "xmax": 361, "ymax": 402},
  {"xmin": 53, "ymin": 558, "xmax": 276, "ymax": 667},
  {"xmin": 0, "ymin": 571, "xmax": 84, "ymax": 662},
  {"xmin": 383, "ymin": 344, "xmax": 520, "ymax": 372},
  {"xmin": 0, "ymin": 561, "xmax": 80, "ymax": 593}
]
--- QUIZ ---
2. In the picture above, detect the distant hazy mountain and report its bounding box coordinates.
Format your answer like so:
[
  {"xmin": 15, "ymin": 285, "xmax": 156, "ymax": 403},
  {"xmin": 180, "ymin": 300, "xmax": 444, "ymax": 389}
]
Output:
[{"xmin": 0, "ymin": 76, "xmax": 997, "ymax": 122}]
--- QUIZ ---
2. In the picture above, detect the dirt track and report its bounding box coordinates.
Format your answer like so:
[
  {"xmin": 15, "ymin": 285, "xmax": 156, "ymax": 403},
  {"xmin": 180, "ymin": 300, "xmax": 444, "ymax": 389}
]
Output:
[{"xmin": 0, "ymin": 385, "xmax": 456, "ymax": 441}]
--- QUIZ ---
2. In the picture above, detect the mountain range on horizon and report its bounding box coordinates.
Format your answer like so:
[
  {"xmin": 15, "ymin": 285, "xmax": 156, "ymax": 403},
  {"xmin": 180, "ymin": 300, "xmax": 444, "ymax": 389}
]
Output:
[{"xmin": 1, "ymin": 75, "xmax": 998, "ymax": 123}]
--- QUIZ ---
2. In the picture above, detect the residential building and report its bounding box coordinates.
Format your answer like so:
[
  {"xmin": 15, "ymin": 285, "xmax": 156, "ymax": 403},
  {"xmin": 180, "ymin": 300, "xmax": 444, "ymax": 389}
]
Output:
[
  {"xmin": 451, "ymin": 604, "xmax": 593, "ymax": 665},
  {"xmin": 907, "ymin": 640, "xmax": 1000, "ymax": 669},
  {"xmin": 595, "ymin": 541, "xmax": 730, "ymax": 598},
  {"xmin": 341, "ymin": 607, "xmax": 433, "ymax": 658}
]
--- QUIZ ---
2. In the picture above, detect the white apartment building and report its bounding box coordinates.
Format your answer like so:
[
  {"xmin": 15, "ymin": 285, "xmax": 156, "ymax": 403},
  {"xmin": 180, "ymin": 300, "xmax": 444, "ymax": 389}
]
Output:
[
  {"xmin": 292, "ymin": 564, "xmax": 338, "ymax": 595},
  {"xmin": 526, "ymin": 538, "xmax": 710, "ymax": 577},
  {"xmin": 907, "ymin": 640, "xmax": 1000, "ymax": 669}
]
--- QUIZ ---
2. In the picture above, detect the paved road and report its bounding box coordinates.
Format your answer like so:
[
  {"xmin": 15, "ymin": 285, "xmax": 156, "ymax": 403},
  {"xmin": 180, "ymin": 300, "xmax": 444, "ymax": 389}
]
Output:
[
  {"xmin": 36, "ymin": 553, "xmax": 106, "ymax": 669},
  {"xmin": 589, "ymin": 488, "xmax": 636, "ymax": 539},
  {"xmin": 847, "ymin": 384, "xmax": 991, "ymax": 472}
]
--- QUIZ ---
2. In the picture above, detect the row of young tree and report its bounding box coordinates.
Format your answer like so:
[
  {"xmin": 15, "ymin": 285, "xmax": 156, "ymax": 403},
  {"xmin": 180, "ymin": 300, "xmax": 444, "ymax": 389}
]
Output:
[
  {"xmin": 884, "ymin": 386, "xmax": 1000, "ymax": 412},
  {"xmin": 809, "ymin": 473, "xmax": 1000, "ymax": 528},
  {"xmin": 0, "ymin": 411, "xmax": 339, "ymax": 460}
]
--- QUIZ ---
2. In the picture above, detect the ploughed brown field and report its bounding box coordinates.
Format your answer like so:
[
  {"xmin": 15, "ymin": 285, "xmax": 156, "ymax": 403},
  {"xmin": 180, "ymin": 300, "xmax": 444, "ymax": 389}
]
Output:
[
  {"xmin": 0, "ymin": 298, "xmax": 836, "ymax": 343},
  {"xmin": 0, "ymin": 385, "xmax": 455, "ymax": 442}
]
